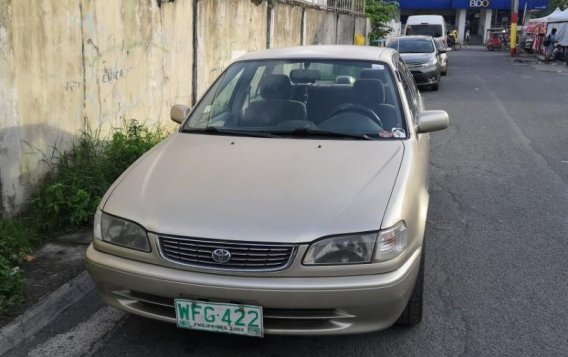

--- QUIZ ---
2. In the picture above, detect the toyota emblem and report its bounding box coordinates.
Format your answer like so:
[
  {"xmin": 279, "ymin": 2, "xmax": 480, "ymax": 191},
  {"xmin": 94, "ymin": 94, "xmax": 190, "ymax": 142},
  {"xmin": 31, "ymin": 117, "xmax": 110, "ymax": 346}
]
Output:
[{"xmin": 211, "ymin": 249, "xmax": 231, "ymax": 264}]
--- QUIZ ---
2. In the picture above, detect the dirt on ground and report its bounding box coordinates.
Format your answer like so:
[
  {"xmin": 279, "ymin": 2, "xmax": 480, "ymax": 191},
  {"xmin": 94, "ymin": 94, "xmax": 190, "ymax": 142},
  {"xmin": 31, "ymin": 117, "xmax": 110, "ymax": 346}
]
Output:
[{"xmin": 0, "ymin": 232, "xmax": 91, "ymax": 328}]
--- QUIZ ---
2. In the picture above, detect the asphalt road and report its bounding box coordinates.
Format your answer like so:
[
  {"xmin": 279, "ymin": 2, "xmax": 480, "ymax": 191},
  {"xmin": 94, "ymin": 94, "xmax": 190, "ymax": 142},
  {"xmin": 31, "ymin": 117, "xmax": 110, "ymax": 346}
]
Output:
[{"xmin": 6, "ymin": 47, "xmax": 568, "ymax": 357}]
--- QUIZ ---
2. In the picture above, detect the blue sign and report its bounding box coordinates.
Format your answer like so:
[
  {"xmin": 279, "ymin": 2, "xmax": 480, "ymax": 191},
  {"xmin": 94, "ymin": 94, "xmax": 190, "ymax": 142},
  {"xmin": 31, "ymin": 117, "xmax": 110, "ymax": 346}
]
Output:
[{"xmin": 397, "ymin": 0, "xmax": 548, "ymax": 10}]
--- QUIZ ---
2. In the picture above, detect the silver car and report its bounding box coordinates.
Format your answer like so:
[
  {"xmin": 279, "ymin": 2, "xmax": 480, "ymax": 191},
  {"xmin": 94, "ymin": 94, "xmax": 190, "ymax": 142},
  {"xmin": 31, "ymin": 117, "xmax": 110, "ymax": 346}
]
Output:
[
  {"xmin": 86, "ymin": 46, "xmax": 449, "ymax": 337},
  {"xmin": 434, "ymin": 38, "xmax": 449, "ymax": 75},
  {"xmin": 388, "ymin": 36, "xmax": 446, "ymax": 91}
]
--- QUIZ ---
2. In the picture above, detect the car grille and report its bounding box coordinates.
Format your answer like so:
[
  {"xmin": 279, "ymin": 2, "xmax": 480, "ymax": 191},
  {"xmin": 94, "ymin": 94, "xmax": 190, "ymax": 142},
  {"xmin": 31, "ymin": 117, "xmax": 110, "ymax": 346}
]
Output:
[{"xmin": 157, "ymin": 235, "xmax": 296, "ymax": 271}]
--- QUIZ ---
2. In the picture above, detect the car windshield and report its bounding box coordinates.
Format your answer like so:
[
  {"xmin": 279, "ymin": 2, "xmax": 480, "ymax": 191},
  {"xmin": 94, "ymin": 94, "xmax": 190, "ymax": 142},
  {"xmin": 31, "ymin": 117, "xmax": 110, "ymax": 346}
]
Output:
[
  {"xmin": 388, "ymin": 39, "xmax": 435, "ymax": 54},
  {"xmin": 182, "ymin": 59, "xmax": 406, "ymax": 139},
  {"xmin": 434, "ymin": 39, "xmax": 445, "ymax": 51},
  {"xmin": 406, "ymin": 24, "xmax": 443, "ymax": 37}
]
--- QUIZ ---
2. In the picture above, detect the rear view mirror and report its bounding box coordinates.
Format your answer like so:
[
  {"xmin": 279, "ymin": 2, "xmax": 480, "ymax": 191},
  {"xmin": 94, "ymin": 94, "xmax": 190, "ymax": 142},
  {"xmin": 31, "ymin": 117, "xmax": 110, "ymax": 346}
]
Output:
[
  {"xmin": 170, "ymin": 104, "xmax": 191, "ymax": 124},
  {"xmin": 416, "ymin": 110, "xmax": 449, "ymax": 133}
]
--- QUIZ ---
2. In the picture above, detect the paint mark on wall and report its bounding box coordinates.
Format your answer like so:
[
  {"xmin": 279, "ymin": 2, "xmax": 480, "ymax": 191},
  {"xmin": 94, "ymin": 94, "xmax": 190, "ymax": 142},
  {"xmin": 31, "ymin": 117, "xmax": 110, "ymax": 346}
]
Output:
[
  {"xmin": 64, "ymin": 80, "xmax": 82, "ymax": 92},
  {"xmin": 100, "ymin": 68, "xmax": 126, "ymax": 84}
]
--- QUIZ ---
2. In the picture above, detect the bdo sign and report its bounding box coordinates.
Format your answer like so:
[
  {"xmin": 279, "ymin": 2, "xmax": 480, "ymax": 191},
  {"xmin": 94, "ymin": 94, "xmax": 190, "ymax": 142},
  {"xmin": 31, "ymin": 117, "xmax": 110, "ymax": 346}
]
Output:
[{"xmin": 469, "ymin": 0, "xmax": 490, "ymax": 7}]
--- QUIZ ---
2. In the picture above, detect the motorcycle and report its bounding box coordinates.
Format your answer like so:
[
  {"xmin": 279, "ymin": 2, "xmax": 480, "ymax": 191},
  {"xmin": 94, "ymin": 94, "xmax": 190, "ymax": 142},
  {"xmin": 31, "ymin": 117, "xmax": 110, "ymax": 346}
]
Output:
[
  {"xmin": 486, "ymin": 36, "xmax": 503, "ymax": 51},
  {"xmin": 485, "ymin": 28, "xmax": 508, "ymax": 51}
]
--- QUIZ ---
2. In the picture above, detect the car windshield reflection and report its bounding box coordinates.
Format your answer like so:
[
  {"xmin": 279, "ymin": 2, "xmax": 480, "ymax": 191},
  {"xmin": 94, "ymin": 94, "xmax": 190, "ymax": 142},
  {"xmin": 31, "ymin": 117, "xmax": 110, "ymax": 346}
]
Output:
[{"xmin": 183, "ymin": 59, "xmax": 407, "ymax": 139}]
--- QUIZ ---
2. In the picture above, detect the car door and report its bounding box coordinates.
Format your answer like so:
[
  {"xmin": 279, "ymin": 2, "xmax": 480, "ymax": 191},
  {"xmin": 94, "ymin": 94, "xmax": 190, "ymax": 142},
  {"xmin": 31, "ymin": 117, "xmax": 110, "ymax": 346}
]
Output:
[{"xmin": 395, "ymin": 55, "xmax": 430, "ymax": 190}]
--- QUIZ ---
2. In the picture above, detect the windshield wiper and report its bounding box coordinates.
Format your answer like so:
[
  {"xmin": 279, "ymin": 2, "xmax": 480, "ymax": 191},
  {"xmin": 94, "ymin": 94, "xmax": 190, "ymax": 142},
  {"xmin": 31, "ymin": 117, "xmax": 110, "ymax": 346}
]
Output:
[
  {"xmin": 270, "ymin": 128, "xmax": 374, "ymax": 140},
  {"xmin": 182, "ymin": 126, "xmax": 276, "ymax": 138}
]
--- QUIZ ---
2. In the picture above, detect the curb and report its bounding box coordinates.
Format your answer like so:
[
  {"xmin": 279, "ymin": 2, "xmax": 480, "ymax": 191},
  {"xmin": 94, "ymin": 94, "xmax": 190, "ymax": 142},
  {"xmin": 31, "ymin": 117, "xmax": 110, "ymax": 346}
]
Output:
[{"xmin": 0, "ymin": 270, "xmax": 94, "ymax": 355}]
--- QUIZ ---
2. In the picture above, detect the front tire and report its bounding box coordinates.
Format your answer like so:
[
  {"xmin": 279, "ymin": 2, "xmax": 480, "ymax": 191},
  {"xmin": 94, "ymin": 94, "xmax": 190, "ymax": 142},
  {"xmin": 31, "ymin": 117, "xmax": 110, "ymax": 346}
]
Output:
[
  {"xmin": 396, "ymin": 246, "xmax": 424, "ymax": 326},
  {"xmin": 431, "ymin": 76, "xmax": 440, "ymax": 91}
]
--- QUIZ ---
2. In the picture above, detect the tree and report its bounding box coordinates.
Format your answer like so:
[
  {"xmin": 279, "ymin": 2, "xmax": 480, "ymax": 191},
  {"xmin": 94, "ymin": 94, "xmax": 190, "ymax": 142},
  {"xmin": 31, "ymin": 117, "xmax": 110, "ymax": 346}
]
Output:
[
  {"xmin": 549, "ymin": 0, "xmax": 568, "ymax": 10},
  {"xmin": 366, "ymin": 1, "xmax": 399, "ymax": 45}
]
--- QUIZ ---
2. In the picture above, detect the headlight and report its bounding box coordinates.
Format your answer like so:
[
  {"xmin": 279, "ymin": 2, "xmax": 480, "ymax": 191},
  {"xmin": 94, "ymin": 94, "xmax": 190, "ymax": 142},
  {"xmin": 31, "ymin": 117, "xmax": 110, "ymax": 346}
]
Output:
[
  {"xmin": 94, "ymin": 210, "xmax": 150, "ymax": 252},
  {"xmin": 303, "ymin": 232, "xmax": 377, "ymax": 265},
  {"xmin": 374, "ymin": 221, "xmax": 407, "ymax": 262},
  {"xmin": 303, "ymin": 222, "xmax": 407, "ymax": 266}
]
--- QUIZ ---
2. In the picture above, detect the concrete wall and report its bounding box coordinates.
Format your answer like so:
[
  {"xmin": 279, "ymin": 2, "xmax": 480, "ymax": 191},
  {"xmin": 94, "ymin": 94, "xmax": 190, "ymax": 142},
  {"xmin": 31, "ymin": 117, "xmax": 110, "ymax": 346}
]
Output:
[
  {"xmin": 336, "ymin": 13, "xmax": 355, "ymax": 44},
  {"xmin": 0, "ymin": 0, "xmax": 368, "ymax": 216},
  {"xmin": 304, "ymin": 7, "xmax": 337, "ymax": 45},
  {"xmin": 355, "ymin": 16, "xmax": 366, "ymax": 41},
  {"xmin": 196, "ymin": 0, "xmax": 267, "ymax": 97},
  {"xmin": 271, "ymin": 2, "xmax": 303, "ymax": 48}
]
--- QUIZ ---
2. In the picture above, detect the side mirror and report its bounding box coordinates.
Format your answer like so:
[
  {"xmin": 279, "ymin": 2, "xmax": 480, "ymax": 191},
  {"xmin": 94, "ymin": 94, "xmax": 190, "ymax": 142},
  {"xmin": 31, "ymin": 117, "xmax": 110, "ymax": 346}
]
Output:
[
  {"xmin": 416, "ymin": 110, "xmax": 449, "ymax": 133},
  {"xmin": 170, "ymin": 104, "xmax": 191, "ymax": 124}
]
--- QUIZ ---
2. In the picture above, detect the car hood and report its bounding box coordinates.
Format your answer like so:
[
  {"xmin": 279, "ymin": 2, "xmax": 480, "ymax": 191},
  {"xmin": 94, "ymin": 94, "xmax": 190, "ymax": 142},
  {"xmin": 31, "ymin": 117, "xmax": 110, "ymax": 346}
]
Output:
[
  {"xmin": 400, "ymin": 53, "xmax": 435, "ymax": 64},
  {"xmin": 103, "ymin": 133, "xmax": 404, "ymax": 243}
]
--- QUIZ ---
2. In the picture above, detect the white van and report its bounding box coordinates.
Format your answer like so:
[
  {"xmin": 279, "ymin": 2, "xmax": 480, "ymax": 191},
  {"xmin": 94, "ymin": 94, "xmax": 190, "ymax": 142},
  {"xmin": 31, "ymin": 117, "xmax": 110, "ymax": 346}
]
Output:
[{"xmin": 405, "ymin": 15, "xmax": 447, "ymax": 45}]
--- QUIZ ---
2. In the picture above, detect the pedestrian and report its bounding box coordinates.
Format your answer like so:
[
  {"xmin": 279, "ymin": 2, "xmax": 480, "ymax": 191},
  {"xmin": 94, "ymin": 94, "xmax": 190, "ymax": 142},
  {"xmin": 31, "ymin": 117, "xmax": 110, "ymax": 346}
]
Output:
[
  {"xmin": 447, "ymin": 31, "xmax": 454, "ymax": 47},
  {"xmin": 465, "ymin": 29, "xmax": 470, "ymax": 46},
  {"xmin": 545, "ymin": 28, "xmax": 557, "ymax": 63}
]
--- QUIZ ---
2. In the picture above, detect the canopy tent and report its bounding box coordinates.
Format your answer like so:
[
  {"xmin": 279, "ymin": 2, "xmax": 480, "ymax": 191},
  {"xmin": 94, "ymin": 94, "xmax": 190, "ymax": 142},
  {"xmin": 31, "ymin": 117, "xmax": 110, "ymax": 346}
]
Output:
[
  {"xmin": 528, "ymin": 8, "xmax": 562, "ymax": 23},
  {"xmin": 524, "ymin": 8, "xmax": 563, "ymax": 52},
  {"xmin": 547, "ymin": 9, "xmax": 568, "ymax": 47},
  {"xmin": 548, "ymin": 8, "xmax": 568, "ymax": 23}
]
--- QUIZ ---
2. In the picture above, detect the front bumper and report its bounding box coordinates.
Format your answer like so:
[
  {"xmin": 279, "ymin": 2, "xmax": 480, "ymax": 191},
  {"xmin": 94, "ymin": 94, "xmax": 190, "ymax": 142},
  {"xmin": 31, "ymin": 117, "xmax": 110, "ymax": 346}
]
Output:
[
  {"xmin": 410, "ymin": 67, "xmax": 439, "ymax": 86},
  {"xmin": 86, "ymin": 244, "xmax": 422, "ymax": 335}
]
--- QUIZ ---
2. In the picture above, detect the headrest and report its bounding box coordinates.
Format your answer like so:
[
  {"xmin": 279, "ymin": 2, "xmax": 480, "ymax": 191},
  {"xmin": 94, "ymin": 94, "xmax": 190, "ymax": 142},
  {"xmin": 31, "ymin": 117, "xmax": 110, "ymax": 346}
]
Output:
[
  {"xmin": 353, "ymin": 79, "xmax": 386, "ymax": 104},
  {"xmin": 290, "ymin": 69, "xmax": 321, "ymax": 84},
  {"xmin": 260, "ymin": 75, "xmax": 292, "ymax": 100},
  {"xmin": 335, "ymin": 75, "xmax": 356, "ymax": 85},
  {"xmin": 359, "ymin": 69, "xmax": 388, "ymax": 84}
]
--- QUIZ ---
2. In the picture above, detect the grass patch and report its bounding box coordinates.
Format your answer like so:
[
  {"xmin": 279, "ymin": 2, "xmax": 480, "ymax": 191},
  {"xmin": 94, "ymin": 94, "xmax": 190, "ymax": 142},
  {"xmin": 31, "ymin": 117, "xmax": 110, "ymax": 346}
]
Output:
[
  {"xmin": 0, "ymin": 120, "xmax": 168, "ymax": 315},
  {"xmin": 0, "ymin": 218, "xmax": 39, "ymax": 313}
]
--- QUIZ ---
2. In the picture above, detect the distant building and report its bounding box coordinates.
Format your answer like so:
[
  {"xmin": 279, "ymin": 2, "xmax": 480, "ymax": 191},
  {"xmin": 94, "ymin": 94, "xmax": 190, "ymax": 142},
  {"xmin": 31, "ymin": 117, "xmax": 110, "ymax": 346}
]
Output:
[{"xmin": 397, "ymin": 0, "xmax": 549, "ymax": 42}]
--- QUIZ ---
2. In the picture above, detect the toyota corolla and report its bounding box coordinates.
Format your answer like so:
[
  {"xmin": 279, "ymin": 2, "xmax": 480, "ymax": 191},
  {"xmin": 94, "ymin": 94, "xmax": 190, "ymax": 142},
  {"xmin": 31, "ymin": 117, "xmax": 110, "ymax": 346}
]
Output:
[{"xmin": 86, "ymin": 45, "xmax": 449, "ymax": 337}]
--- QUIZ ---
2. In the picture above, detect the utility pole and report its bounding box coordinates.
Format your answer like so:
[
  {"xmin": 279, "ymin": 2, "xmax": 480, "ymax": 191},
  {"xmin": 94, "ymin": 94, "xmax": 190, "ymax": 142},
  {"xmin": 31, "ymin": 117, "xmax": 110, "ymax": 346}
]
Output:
[{"xmin": 510, "ymin": 0, "xmax": 519, "ymax": 56}]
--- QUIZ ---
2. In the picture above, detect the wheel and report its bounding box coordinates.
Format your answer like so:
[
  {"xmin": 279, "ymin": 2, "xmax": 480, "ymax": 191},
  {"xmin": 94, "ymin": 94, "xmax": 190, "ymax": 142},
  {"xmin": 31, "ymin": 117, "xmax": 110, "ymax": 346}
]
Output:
[
  {"xmin": 442, "ymin": 67, "xmax": 448, "ymax": 76},
  {"xmin": 431, "ymin": 74, "xmax": 440, "ymax": 91},
  {"xmin": 396, "ymin": 246, "xmax": 424, "ymax": 326},
  {"xmin": 453, "ymin": 42, "xmax": 462, "ymax": 51}
]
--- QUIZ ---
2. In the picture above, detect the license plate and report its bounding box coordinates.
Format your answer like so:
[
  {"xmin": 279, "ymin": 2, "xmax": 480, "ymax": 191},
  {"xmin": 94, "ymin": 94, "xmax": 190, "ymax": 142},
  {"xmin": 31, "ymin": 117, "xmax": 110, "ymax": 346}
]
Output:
[{"xmin": 174, "ymin": 299, "xmax": 263, "ymax": 337}]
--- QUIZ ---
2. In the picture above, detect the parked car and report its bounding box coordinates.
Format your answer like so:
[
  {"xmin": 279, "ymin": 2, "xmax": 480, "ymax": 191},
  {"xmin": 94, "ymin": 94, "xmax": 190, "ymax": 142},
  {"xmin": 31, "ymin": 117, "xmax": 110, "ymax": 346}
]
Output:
[
  {"xmin": 86, "ymin": 45, "xmax": 449, "ymax": 337},
  {"xmin": 404, "ymin": 15, "xmax": 448, "ymax": 46},
  {"xmin": 434, "ymin": 38, "xmax": 450, "ymax": 75},
  {"xmin": 388, "ymin": 36, "xmax": 445, "ymax": 91}
]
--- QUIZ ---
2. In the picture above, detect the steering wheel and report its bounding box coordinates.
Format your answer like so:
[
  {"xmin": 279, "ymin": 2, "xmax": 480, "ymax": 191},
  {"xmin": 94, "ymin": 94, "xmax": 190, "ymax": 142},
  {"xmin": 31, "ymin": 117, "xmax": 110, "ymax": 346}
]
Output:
[{"xmin": 327, "ymin": 104, "xmax": 383, "ymax": 128}]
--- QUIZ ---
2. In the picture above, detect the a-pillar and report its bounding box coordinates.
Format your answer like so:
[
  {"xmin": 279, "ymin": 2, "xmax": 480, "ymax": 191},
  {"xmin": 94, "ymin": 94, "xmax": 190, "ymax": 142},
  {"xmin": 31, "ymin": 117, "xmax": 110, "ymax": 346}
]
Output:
[
  {"xmin": 481, "ymin": 9, "xmax": 493, "ymax": 43},
  {"xmin": 456, "ymin": 9, "xmax": 466, "ymax": 42}
]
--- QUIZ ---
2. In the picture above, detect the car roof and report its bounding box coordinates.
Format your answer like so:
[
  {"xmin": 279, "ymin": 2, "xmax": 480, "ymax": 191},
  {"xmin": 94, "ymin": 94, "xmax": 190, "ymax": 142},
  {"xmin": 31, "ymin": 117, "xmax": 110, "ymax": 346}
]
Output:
[
  {"xmin": 236, "ymin": 45, "xmax": 397, "ymax": 64},
  {"xmin": 391, "ymin": 35, "xmax": 434, "ymax": 41},
  {"xmin": 405, "ymin": 15, "xmax": 445, "ymax": 23}
]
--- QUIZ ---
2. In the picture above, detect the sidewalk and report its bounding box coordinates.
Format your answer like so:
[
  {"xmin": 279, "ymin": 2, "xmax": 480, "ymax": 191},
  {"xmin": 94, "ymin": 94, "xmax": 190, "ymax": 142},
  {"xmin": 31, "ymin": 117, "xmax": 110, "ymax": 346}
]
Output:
[
  {"xmin": 0, "ymin": 232, "xmax": 93, "ymax": 355},
  {"xmin": 510, "ymin": 53, "xmax": 568, "ymax": 73},
  {"xmin": 531, "ymin": 62, "xmax": 568, "ymax": 73}
]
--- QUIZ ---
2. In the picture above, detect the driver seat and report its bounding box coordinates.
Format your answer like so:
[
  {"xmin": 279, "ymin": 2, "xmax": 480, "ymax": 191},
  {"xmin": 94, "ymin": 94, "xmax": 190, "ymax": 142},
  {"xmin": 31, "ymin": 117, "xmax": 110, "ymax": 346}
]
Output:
[
  {"xmin": 351, "ymin": 79, "xmax": 398, "ymax": 130},
  {"xmin": 242, "ymin": 75, "xmax": 306, "ymax": 127}
]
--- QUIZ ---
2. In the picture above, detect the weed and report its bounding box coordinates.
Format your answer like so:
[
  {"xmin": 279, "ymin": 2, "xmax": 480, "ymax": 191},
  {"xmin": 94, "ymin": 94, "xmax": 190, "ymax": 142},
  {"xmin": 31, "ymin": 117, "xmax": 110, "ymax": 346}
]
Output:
[
  {"xmin": 31, "ymin": 120, "xmax": 167, "ymax": 233},
  {"xmin": 0, "ymin": 120, "xmax": 167, "ymax": 315},
  {"xmin": 0, "ymin": 218, "xmax": 38, "ymax": 313}
]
